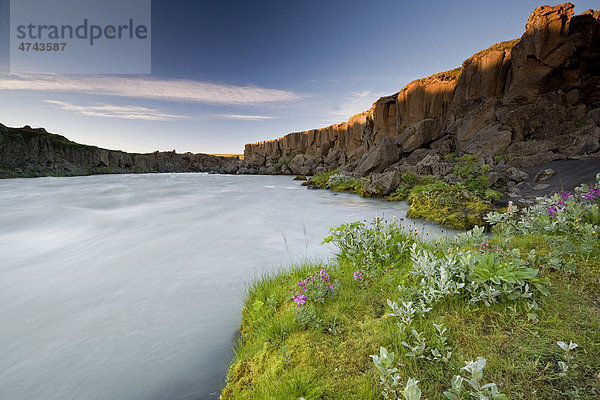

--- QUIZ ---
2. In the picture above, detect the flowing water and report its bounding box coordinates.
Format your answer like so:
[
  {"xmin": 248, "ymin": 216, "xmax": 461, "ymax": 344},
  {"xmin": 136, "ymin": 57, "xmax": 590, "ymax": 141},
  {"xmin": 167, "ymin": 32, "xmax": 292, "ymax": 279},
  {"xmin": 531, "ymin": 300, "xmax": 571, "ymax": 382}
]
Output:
[{"xmin": 0, "ymin": 173, "xmax": 449, "ymax": 400}]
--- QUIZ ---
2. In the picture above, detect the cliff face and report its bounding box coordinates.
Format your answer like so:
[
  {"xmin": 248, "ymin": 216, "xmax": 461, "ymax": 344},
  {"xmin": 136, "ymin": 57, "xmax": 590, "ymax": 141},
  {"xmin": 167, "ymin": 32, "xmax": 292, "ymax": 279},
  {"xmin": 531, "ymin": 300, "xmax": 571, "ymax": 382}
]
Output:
[
  {"xmin": 243, "ymin": 3, "xmax": 600, "ymax": 177},
  {"xmin": 0, "ymin": 124, "xmax": 240, "ymax": 178}
]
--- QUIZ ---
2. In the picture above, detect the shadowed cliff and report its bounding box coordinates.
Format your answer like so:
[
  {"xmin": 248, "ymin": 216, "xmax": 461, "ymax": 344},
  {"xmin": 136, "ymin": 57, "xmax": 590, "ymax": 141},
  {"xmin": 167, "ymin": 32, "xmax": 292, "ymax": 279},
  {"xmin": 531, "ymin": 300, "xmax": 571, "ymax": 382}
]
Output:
[{"xmin": 0, "ymin": 124, "xmax": 240, "ymax": 178}]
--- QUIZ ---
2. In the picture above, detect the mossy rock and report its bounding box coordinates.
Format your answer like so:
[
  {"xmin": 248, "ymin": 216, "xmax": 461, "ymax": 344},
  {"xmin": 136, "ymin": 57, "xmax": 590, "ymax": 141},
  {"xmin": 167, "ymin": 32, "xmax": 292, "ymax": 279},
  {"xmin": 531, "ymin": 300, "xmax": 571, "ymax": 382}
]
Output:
[{"xmin": 406, "ymin": 186, "xmax": 493, "ymax": 230}]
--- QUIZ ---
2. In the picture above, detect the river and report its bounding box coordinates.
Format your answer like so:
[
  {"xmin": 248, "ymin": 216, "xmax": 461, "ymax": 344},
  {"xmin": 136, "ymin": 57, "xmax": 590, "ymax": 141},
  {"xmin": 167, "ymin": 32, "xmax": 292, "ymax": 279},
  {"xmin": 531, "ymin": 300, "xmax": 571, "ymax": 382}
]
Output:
[{"xmin": 0, "ymin": 173, "xmax": 449, "ymax": 400}]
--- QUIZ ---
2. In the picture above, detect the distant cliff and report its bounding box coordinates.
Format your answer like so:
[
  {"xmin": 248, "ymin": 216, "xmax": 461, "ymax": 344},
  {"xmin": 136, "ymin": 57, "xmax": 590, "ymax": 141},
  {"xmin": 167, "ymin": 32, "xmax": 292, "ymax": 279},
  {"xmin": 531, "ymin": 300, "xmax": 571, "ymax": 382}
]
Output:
[
  {"xmin": 0, "ymin": 124, "xmax": 240, "ymax": 178},
  {"xmin": 242, "ymin": 3, "xmax": 600, "ymax": 178}
]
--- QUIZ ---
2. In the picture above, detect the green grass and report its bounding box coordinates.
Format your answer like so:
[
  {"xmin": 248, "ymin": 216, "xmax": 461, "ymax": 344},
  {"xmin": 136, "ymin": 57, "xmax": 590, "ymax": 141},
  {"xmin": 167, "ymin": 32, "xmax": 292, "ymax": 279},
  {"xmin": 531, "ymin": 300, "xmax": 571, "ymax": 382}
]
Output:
[
  {"xmin": 309, "ymin": 169, "xmax": 340, "ymax": 189},
  {"xmin": 221, "ymin": 216, "xmax": 600, "ymax": 399}
]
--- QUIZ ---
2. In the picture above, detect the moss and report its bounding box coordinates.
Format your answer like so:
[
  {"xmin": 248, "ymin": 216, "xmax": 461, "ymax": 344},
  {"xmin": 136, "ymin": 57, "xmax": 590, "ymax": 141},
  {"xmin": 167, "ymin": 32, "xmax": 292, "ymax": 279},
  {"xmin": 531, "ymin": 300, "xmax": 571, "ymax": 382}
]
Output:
[
  {"xmin": 405, "ymin": 182, "xmax": 493, "ymax": 229},
  {"xmin": 387, "ymin": 173, "xmax": 438, "ymax": 202},
  {"xmin": 331, "ymin": 178, "xmax": 364, "ymax": 194}
]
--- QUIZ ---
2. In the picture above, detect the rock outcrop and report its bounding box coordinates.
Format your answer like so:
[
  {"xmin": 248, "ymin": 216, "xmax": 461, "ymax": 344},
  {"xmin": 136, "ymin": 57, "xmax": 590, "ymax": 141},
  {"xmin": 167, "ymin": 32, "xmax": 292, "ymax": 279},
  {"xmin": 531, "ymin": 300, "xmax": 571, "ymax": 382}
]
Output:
[
  {"xmin": 242, "ymin": 3, "xmax": 600, "ymax": 180},
  {"xmin": 0, "ymin": 124, "xmax": 240, "ymax": 178}
]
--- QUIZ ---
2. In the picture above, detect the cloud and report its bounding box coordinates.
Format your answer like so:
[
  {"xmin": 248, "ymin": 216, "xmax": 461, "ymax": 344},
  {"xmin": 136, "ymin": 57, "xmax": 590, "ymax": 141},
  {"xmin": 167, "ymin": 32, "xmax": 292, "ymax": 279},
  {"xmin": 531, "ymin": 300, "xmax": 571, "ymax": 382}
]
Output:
[
  {"xmin": 318, "ymin": 90, "xmax": 386, "ymax": 126},
  {"xmin": 0, "ymin": 74, "xmax": 301, "ymax": 105},
  {"xmin": 215, "ymin": 114, "xmax": 275, "ymax": 121},
  {"xmin": 330, "ymin": 90, "xmax": 380, "ymax": 118},
  {"xmin": 45, "ymin": 100, "xmax": 188, "ymax": 121}
]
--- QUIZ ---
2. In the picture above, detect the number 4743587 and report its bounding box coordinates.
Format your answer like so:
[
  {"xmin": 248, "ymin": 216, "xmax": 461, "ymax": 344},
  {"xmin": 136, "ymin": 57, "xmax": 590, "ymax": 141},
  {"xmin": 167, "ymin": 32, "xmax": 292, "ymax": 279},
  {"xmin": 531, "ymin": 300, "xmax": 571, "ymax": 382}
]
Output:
[{"xmin": 18, "ymin": 42, "xmax": 67, "ymax": 51}]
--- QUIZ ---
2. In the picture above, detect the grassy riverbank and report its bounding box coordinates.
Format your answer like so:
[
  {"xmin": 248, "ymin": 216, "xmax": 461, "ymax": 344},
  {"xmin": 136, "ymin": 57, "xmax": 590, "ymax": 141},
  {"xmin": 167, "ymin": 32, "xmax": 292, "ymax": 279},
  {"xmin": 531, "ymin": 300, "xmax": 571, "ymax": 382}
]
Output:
[{"xmin": 220, "ymin": 178, "xmax": 600, "ymax": 399}]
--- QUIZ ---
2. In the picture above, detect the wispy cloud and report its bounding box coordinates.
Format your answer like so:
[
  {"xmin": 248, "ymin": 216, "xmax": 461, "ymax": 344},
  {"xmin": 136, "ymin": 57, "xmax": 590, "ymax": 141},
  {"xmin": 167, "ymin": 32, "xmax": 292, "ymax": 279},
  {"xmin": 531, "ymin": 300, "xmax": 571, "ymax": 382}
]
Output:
[
  {"xmin": 0, "ymin": 74, "xmax": 301, "ymax": 105},
  {"xmin": 330, "ymin": 91, "xmax": 380, "ymax": 118},
  {"xmin": 45, "ymin": 100, "xmax": 188, "ymax": 121},
  {"xmin": 215, "ymin": 114, "xmax": 275, "ymax": 121},
  {"xmin": 318, "ymin": 90, "xmax": 386, "ymax": 126}
]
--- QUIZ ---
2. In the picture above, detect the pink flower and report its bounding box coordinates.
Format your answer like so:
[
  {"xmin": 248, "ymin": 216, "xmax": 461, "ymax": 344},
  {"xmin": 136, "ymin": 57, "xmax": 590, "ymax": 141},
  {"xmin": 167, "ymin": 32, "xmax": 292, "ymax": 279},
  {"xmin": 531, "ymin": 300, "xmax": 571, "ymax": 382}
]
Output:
[{"xmin": 293, "ymin": 294, "xmax": 306, "ymax": 306}]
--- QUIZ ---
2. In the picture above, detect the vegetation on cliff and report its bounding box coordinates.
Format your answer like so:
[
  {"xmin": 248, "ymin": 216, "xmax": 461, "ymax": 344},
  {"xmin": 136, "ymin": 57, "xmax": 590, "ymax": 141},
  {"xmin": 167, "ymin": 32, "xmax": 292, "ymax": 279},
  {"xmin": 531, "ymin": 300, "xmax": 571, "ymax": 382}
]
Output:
[{"xmin": 220, "ymin": 178, "xmax": 600, "ymax": 399}]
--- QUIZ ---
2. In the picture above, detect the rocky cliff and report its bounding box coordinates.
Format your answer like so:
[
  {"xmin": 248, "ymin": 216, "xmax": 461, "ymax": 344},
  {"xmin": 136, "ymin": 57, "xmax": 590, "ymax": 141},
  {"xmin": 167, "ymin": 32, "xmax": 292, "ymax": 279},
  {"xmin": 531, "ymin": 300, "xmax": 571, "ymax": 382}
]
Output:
[
  {"xmin": 0, "ymin": 124, "xmax": 240, "ymax": 178},
  {"xmin": 242, "ymin": 4, "xmax": 600, "ymax": 182}
]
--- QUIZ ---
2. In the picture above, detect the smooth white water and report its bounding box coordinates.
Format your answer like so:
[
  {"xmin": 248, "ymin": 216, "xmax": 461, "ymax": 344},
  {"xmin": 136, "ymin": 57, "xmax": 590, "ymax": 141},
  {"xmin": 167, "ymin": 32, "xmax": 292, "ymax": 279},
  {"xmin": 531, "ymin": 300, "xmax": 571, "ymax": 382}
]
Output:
[{"xmin": 0, "ymin": 173, "xmax": 449, "ymax": 400}]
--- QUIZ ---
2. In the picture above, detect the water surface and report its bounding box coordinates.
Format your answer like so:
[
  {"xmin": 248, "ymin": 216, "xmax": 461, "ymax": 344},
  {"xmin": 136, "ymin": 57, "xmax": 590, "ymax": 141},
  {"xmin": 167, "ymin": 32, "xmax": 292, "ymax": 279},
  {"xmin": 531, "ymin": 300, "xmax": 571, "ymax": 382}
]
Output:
[{"xmin": 0, "ymin": 173, "xmax": 447, "ymax": 400}]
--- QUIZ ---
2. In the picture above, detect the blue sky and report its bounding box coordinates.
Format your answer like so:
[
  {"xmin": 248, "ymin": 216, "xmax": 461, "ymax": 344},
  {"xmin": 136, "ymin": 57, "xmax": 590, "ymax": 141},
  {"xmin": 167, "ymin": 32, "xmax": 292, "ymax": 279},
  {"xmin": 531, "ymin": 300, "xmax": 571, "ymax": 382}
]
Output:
[{"xmin": 0, "ymin": 1, "xmax": 598, "ymax": 154}]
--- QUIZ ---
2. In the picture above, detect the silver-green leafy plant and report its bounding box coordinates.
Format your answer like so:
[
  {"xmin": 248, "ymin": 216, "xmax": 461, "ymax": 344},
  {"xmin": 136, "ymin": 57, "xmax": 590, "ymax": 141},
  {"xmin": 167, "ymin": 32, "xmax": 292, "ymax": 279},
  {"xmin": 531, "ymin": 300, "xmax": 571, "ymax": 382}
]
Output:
[
  {"xmin": 430, "ymin": 323, "xmax": 453, "ymax": 363},
  {"xmin": 371, "ymin": 346, "xmax": 402, "ymax": 400},
  {"xmin": 454, "ymin": 225, "xmax": 486, "ymax": 247},
  {"xmin": 408, "ymin": 242, "xmax": 548, "ymax": 308},
  {"xmin": 387, "ymin": 299, "xmax": 416, "ymax": 334},
  {"xmin": 402, "ymin": 323, "xmax": 452, "ymax": 364},
  {"xmin": 402, "ymin": 328, "xmax": 428, "ymax": 360},
  {"xmin": 444, "ymin": 357, "xmax": 508, "ymax": 400},
  {"xmin": 557, "ymin": 340, "xmax": 578, "ymax": 377},
  {"xmin": 400, "ymin": 378, "xmax": 422, "ymax": 400},
  {"xmin": 323, "ymin": 218, "xmax": 410, "ymax": 273}
]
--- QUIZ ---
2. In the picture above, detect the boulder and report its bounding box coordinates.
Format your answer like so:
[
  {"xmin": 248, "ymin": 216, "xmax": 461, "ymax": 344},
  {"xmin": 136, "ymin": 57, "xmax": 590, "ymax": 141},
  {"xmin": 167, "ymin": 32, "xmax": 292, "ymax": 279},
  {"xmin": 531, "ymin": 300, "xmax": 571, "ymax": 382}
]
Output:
[
  {"xmin": 462, "ymin": 123, "xmax": 512, "ymax": 158},
  {"xmin": 396, "ymin": 119, "xmax": 441, "ymax": 153},
  {"xmin": 506, "ymin": 167, "xmax": 530, "ymax": 182},
  {"xmin": 361, "ymin": 170, "xmax": 401, "ymax": 197},
  {"xmin": 405, "ymin": 148, "xmax": 436, "ymax": 165},
  {"xmin": 288, "ymin": 154, "xmax": 305, "ymax": 174},
  {"xmin": 533, "ymin": 168, "xmax": 555, "ymax": 182},
  {"xmin": 352, "ymin": 137, "xmax": 400, "ymax": 177},
  {"xmin": 512, "ymin": 151, "xmax": 562, "ymax": 168},
  {"xmin": 506, "ymin": 140, "xmax": 558, "ymax": 155},
  {"xmin": 586, "ymin": 108, "xmax": 600, "ymax": 126},
  {"xmin": 555, "ymin": 126, "xmax": 600, "ymax": 156},
  {"xmin": 416, "ymin": 153, "xmax": 440, "ymax": 175},
  {"xmin": 429, "ymin": 136, "xmax": 454, "ymax": 155}
]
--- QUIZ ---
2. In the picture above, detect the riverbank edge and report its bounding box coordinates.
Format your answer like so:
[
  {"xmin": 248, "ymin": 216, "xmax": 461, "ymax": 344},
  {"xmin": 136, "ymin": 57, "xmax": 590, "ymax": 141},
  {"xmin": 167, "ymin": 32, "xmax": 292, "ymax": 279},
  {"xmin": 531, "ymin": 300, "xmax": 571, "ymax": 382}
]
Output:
[{"xmin": 219, "ymin": 178, "xmax": 600, "ymax": 399}]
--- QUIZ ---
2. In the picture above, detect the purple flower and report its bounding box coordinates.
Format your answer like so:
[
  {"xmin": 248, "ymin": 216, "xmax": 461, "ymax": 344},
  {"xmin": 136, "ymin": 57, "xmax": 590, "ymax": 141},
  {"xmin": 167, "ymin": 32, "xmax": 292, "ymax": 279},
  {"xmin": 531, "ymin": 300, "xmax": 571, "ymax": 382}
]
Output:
[
  {"xmin": 319, "ymin": 269, "xmax": 330, "ymax": 283},
  {"xmin": 328, "ymin": 284, "xmax": 334, "ymax": 290},
  {"xmin": 583, "ymin": 191, "xmax": 598, "ymax": 200},
  {"xmin": 293, "ymin": 294, "xmax": 306, "ymax": 306},
  {"xmin": 560, "ymin": 192, "xmax": 572, "ymax": 200},
  {"xmin": 353, "ymin": 271, "xmax": 363, "ymax": 280},
  {"xmin": 482, "ymin": 242, "xmax": 489, "ymax": 247}
]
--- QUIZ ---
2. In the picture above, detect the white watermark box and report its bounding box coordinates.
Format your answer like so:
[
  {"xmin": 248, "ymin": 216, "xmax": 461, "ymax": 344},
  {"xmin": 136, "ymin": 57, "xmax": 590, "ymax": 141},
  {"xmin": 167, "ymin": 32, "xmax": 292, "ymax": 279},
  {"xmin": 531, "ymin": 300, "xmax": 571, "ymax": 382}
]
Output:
[{"xmin": 10, "ymin": 0, "xmax": 151, "ymax": 74}]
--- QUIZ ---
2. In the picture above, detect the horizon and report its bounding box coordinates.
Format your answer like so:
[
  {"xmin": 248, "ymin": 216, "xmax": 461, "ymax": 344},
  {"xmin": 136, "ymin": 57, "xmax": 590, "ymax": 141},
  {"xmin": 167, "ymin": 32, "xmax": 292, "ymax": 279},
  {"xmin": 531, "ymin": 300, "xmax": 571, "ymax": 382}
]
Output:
[{"xmin": 0, "ymin": 0, "xmax": 598, "ymax": 154}]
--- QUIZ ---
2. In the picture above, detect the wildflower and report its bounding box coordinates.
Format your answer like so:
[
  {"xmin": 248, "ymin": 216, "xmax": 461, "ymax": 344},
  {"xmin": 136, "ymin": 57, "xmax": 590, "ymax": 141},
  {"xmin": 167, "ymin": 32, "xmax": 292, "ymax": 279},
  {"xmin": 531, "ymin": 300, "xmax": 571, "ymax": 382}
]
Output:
[
  {"xmin": 482, "ymin": 242, "xmax": 489, "ymax": 247},
  {"xmin": 293, "ymin": 294, "xmax": 306, "ymax": 306},
  {"xmin": 353, "ymin": 271, "xmax": 363, "ymax": 280},
  {"xmin": 560, "ymin": 192, "xmax": 572, "ymax": 200}
]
